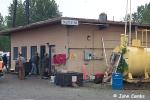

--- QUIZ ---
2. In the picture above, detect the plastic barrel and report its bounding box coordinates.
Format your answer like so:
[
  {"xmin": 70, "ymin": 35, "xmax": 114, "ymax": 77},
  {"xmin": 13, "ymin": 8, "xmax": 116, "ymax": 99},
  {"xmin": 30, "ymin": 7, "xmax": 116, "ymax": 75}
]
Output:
[{"xmin": 112, "ymin": 73, "xmax": 123, "ymax": 90}]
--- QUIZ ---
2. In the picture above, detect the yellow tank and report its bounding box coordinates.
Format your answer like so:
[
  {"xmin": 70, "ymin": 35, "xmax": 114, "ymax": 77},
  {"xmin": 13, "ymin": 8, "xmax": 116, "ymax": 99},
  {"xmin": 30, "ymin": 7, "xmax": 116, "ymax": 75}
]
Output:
[
  {"xmin": 124, "ymin": 47, "xmax": 150, "ymax": 77},
  {"xmin": 113, "ymin": 31, "xmax": 150, "ymax": 82}
]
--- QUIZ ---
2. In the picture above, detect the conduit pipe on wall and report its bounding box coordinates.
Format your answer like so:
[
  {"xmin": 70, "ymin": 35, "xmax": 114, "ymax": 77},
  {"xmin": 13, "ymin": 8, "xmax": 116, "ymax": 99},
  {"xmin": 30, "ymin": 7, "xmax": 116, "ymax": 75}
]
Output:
[{"xmin": 101, "ymin": 37, "xmax": 108, "ymax": 67}]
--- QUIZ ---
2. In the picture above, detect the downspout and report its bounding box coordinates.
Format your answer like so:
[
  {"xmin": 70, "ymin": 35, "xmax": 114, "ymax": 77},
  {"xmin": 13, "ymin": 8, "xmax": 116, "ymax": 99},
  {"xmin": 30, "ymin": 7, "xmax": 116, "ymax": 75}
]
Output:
[
  {"xmin": 92, "ymin": 30, "xmax": 95, "ymax": 74},
  {"xmin": 66, "ymin": 26, "xmax": 71, "ymax": 60}
]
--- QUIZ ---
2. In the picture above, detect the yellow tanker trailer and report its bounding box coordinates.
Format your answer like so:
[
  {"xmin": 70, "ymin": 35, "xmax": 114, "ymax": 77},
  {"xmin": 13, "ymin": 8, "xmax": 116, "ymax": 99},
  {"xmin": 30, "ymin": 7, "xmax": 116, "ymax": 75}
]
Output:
[{"xmin": 111, "ymin": 29, "xmax": 150, "ymax": 83}]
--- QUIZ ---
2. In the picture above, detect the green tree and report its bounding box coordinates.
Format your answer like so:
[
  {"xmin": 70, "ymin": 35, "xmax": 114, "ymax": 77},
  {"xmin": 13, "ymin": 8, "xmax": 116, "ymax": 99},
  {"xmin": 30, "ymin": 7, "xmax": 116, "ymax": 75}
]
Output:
[
  {"xmin": 0, "ymin": 36, "xmax": 10, "ymax": 51},
  {"xmin": 0, "ymin": 13, "xmax": 10, "ymax": 51},
  {"xmin": 30, "ymin": 0, "xmax": 61, "ymax": 23},
  {"xmin": 5, "ymin": 3, "xmax": 14, "ymax": 28},
  {"xmin": 142, "ymin": 3, "xmax": 150, "ymax": 23},
  {"xmin": 6, "ymin": 0, "xmax": 61, "ymax": 27},
  {"xmin": 132, "ymin": 3, "xmax": 150, "ymax": 24},
  {"xmin": 0, "ymin": 13, "xmax": 4, "ymax": 30},
  {"xmin": 15, "ymin": 0, "xmax": 26, "ymax": 26},
  {"xmin": 6, "ymin": 0, "xmax": 26, "ymax": 27}
]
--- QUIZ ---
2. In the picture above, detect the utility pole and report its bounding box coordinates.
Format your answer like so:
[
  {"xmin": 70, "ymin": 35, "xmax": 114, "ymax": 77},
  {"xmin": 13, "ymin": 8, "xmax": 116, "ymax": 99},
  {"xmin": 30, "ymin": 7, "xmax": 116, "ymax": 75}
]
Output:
[
  {"xmin": 129, "ymin": 0, "xmax": 132, "ymax": 46},
  {"xmin": 125, "ymin": 0, "xmax": 128, "ymax": 36},
  {"xmin": 25, "ymin": 0, "xmax": 30, "ymax": 24},
  {"xmin": 12, "ymin": 0, "xmax": 17, "ymax": 27}
]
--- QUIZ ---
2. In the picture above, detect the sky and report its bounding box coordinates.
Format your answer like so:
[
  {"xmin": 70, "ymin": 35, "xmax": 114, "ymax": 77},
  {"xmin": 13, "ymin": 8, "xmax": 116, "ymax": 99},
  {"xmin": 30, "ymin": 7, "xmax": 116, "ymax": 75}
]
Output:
[{"xmin": 0, "ymin": 0, "xmax": 149, "ymax": 21}]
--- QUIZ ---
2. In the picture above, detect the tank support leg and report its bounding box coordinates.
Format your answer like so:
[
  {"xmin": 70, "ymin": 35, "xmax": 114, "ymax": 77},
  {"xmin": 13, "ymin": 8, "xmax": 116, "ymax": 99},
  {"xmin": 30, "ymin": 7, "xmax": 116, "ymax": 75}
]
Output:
[
  {"xmin": 128, "ymin": 73, "xmax": 133, "ymax": 79},
  {"xmin": 145, "ymin": 72, "xmax": 149, "ymax": 79}
]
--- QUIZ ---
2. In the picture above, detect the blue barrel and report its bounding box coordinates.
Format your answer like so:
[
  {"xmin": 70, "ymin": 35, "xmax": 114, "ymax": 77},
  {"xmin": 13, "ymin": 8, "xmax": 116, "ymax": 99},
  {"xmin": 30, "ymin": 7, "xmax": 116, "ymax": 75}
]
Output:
[{"xmin": 112, "ymin": 73, "xmax": 123, "ymax": 90}]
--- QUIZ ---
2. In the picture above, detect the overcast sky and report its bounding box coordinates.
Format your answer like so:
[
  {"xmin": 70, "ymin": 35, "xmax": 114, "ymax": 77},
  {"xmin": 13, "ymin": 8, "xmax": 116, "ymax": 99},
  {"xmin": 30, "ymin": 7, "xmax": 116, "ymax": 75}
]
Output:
[{"xmin": 0, "ymin": 0, "xmax": 149, "ymax": 21}]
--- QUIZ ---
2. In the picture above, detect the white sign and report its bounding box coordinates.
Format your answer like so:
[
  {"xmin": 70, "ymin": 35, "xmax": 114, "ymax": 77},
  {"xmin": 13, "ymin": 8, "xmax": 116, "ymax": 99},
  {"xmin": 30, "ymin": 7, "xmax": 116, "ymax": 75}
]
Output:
[
  {"xmin": 61, "ymin": 19, "xmax": 79, "ymax": 25},
  {"xmin": 50, "ymin": 76, "xmax": 55, "ymax": 83},
  {"xmin": 72, "ymin": 76, "xmax": 77, "ymax": 82}
]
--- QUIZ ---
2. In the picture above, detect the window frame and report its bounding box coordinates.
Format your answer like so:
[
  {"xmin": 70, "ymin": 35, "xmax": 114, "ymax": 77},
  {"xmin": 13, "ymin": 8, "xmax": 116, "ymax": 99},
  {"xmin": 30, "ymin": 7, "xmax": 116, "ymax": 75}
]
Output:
[
  {"xmin": 21, "ymin": 46, "xmax": 27, "ymax": 59},
  {"xmin": 30, "ymin": 46, "xmax": 37, "ymax": 58},
  {"xmin": 13, "ymin": 47, "xmax": 18, "ymax": 60}
]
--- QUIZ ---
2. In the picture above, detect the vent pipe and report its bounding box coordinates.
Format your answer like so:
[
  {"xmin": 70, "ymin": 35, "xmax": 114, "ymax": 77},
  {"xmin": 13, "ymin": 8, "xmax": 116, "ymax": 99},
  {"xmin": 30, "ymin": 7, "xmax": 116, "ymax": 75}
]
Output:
[{"xmin": 99, "ymin": 13, "xmax": 107, "ymax": 22}]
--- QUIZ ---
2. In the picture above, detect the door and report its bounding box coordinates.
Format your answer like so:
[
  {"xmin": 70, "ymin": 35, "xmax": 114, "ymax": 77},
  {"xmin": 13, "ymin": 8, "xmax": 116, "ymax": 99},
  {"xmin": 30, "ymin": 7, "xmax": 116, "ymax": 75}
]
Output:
[
  {"xmin": 40, "ymin": 45, "xmax": 46, "ymax": 74},
  {"xmin": 40, "ymin": 45, "xmax": 46, "ymax": 60},
  {"xmin": 49, "ymin": 45, "xmax": 55, "ymax": 75}
]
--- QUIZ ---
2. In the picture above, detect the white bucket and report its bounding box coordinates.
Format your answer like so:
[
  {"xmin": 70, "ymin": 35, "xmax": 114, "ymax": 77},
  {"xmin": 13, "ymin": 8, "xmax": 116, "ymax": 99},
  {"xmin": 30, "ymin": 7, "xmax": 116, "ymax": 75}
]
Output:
[
  {"xmin": 90, "ymin": 75, "xmax": 95, "ymax": 80},
  {"xmin": 50, "ymin": 76, "xmax": 55, "ymax": 83},
  {"xmin": 72, "ymin": 76, "xmax": 77, "ymax": 82}
]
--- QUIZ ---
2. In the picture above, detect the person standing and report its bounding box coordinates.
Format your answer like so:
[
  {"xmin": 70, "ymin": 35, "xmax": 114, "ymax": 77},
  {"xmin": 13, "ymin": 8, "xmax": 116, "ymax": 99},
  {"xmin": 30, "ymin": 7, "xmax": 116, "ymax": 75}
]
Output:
[
  {"xmin": 42, "ymin": 53, "xmax": 50, "ymax": 79},
  {"xmin": 30, "ymin": 53, "xmax": 39, "ymax": 75},
  {"xmin": 28, "ymin": 58, "xmax": 32, "ymax": 74},
  {"xmin": 30, "ymin": 56, "xmax": 37, "ymax": 75},
  {"xmin": 2, "ymin": 54, "xmax": 8, "ymax": 71},
  {"xmin": 35, "ymin": 53, "xmax": 40, "ymax": 75},
  {"xmin": 17, "ymin": 53, "xmax": 26, "ymax": 80}
]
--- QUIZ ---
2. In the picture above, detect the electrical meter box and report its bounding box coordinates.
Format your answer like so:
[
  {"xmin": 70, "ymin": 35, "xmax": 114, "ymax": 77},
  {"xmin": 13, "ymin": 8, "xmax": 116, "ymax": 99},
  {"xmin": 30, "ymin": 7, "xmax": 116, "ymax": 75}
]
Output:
[{"xmin": 84, "ymin": 50, "xmax": 93, "ymax": 60}]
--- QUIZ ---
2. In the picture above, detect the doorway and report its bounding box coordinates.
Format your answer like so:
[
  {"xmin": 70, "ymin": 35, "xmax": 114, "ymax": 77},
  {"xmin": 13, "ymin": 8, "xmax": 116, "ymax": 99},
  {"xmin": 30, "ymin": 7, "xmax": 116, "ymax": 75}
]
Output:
[
  {"xmin": 40, "ymin": 45, "xmax": 46, "ymax": 59},
  {"xmin": 48, "ymin": 45, "xmax": 55, "ymax": 75},
  {"xmin": 40, "ymin": 45, "xmax": 46, "ymax": 74}
]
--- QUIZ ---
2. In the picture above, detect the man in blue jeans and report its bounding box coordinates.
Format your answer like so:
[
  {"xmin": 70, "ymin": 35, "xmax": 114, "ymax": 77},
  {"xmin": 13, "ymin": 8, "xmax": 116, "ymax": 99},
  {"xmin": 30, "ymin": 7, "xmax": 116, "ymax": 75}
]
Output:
[{"xmin": 29, "ymin": 56, "xmax": 37, "ymax": 75}]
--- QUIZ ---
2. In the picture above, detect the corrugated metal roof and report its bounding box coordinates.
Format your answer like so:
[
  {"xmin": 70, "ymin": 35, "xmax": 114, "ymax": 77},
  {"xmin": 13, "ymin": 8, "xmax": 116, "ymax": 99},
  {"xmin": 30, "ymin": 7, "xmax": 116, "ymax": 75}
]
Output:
[{"xmin": 0, "ymin": 17, "xmax": 150, "ymax": 35}]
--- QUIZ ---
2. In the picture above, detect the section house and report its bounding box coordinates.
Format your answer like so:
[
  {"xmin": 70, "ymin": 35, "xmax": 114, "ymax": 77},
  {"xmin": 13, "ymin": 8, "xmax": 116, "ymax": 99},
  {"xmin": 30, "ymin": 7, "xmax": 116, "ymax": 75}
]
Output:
[{"xmin": 0, "ymin": 17, "xmax": 150, "ymax": 75}]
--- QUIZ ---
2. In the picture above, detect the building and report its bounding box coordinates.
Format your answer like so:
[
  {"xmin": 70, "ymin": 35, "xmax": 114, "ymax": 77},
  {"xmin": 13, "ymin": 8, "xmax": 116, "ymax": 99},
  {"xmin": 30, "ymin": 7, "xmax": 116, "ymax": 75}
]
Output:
[{"xmin": 0, "ymin": 17, "xmax": 150, "ymax": 75}]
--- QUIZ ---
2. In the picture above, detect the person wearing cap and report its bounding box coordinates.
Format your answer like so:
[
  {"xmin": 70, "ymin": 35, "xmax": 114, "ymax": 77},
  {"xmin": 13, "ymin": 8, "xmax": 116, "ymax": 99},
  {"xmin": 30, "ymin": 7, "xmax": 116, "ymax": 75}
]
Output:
[{"xmin": 16, "ymin": 53, "xmax": 26, "ymax": 80}]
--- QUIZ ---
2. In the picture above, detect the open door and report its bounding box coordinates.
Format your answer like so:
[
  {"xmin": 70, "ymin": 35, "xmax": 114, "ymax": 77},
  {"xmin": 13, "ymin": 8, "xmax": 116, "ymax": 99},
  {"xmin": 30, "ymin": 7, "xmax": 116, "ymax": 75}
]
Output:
[{"xmin": 40, "ymin": 45, "xmax": 46, "ymax": 74}]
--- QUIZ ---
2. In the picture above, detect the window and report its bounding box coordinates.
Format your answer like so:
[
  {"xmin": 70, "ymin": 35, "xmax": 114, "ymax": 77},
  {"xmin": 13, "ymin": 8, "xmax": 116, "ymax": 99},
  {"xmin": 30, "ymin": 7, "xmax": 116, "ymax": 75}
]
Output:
[
  {"xmin": 13, "ymin": 47, "xmax": 18, "ymax": 60},
  {"xmin": 21, "ymin": 46, "xmax": 27, "ymax": 59},
  {"xmin": 31, "ymin": 46, "xmax": 37, "ymax": 58},
  {"xmin": 40, "ymin": 45, "xmax": 46, "ymax": 59}
]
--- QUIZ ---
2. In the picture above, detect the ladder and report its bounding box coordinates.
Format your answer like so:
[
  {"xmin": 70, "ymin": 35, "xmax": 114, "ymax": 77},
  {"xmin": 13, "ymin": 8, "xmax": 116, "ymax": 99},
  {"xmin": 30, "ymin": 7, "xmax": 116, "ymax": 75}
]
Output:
[{"xmin": 110, "ymin": 53, "xmax": 122, "ymax": 73}]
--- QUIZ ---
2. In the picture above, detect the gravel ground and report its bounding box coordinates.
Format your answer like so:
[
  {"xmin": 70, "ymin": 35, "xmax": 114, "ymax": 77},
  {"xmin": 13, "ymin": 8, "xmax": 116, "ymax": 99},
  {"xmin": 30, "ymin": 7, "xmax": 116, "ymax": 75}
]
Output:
[{"xmin": 0, "ymin": 74, "xmax": 150, "ymax": 100}]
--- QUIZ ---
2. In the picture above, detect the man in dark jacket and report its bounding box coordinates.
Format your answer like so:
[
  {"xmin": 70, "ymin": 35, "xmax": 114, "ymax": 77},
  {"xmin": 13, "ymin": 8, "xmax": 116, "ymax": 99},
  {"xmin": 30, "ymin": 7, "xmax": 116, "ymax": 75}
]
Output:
[
  {"xmin": 33, "ymin": 53, "xmax": 40, "ymax": 75},
  {"xmin": 2, "ymin": 54, "xmax": 8, "ymax": 71},
  {"xmin": 42, "ymin": 53, "xmax": 50, "ymax": 79}
]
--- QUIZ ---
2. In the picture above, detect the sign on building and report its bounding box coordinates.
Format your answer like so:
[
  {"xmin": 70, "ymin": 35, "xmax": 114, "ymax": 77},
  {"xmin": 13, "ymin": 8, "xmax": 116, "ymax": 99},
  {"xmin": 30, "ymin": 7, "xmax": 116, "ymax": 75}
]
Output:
[{"xmin": 61, "ymin": 19, "xmax": 79, "ymax": 26}]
